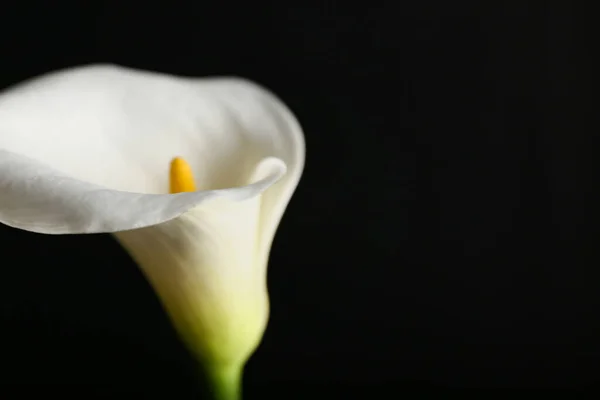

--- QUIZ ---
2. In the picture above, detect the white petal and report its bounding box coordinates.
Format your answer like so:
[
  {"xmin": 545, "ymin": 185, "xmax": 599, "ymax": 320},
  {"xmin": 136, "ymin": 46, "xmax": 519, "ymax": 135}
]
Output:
[
  {"xmin": 0, "ymin": 64, "xmax": 304, "ymax": 237},
  {"xmin": 0, "ymin": 151, "xmax": 284, "ymax": 234},
  {"xmin": 111, "ymin": 119, "xmax": 298, "ymax": 364},
  {"xmin": 114, "ymin": 195, "xmax": 268, "ymax": 364}
]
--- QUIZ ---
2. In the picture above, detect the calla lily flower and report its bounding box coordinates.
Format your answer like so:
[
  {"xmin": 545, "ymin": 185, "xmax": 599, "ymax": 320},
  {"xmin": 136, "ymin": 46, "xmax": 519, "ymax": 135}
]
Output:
[{"xmin": 0, "ymin": 65, "xmax": 305, "ymax": 399}]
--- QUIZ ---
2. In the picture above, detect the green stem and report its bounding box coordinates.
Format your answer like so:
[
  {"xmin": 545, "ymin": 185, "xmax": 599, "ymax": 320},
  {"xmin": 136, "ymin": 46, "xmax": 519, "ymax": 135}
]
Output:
[{"xmin": 201, "ymin": 363, "xmax": 243, "ymax": 400}]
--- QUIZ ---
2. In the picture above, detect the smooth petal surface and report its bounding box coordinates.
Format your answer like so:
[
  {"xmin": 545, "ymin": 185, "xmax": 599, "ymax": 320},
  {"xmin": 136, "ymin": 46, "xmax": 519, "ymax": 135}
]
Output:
[
  {"xmin": 115, "ymin": 196, "xmax": 267, "ymax": 365},
  {"xmin": 0, "ymin": 65, "xmax": 305, "ymax": 377},
  {"xmin": 114, "ymin": 157, "xmax": 285, "ymax": 364},
  {"xmin": 0, "ymin": 64, "xmax": 305, "ymax": 243}
]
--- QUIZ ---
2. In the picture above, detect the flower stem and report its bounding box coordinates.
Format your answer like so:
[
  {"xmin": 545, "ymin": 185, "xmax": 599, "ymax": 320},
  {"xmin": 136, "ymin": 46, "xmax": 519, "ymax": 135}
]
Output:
[{"xmin": 200, "ymin": 363, "xmax": 243, "ymax": 400}]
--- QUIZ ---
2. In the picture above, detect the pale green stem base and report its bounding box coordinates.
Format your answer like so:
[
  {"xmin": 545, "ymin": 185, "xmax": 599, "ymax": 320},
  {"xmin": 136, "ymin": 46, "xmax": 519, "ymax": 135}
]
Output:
[{"xmin": 201, "ymin": 363, "xmax": 243, "ymax": 400}]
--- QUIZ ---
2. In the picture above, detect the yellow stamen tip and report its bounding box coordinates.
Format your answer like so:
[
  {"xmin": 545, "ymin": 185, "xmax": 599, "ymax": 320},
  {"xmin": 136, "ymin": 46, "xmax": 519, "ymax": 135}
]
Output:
[{"xmin": 170, "ymin": 157, "xmax": 197, "ymax": 193}]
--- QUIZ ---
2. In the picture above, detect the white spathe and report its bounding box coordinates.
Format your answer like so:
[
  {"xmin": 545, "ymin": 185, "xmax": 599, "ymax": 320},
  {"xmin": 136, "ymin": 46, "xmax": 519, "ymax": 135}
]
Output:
[{"xmin": 0, "ymin": 65, "xmax": 305, "ymax": 367}]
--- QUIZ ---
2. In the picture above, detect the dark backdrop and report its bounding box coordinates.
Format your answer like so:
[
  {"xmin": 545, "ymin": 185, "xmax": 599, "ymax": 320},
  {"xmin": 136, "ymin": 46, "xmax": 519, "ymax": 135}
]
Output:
[{"xmin": 1, "ymin": 1, "xmax": 598, "ymax": 396}]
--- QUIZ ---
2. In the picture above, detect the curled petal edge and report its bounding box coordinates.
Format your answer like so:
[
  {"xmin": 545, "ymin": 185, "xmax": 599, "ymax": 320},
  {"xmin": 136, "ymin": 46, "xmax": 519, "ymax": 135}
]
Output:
[{"xmin": 0, "ymin": 150, "xmax": 287, "ymax": 235}]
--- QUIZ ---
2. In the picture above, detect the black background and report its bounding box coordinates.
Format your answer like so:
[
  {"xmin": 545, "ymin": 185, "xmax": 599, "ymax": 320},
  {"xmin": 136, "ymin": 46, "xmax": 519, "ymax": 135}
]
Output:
[{"xmin": 1, "ymin": 1, "xmax": 598, "ymax": 397}]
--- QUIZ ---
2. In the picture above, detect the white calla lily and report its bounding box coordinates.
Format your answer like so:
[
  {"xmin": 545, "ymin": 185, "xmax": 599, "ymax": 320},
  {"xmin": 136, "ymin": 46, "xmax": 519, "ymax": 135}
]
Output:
[{"xmin": 0, "ymin": 65, "xmax": 305, "ymax": 399}]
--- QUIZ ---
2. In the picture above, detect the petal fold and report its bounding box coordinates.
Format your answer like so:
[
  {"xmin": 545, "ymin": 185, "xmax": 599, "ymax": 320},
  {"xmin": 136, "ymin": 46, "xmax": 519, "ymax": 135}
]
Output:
[
  {"xmin": 0, "ymin": 151, "xmax": 285, "ymax": 234},
  {"xmin": 0, "ymin": 65, "xmax": 304, "ymax": 236}
]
